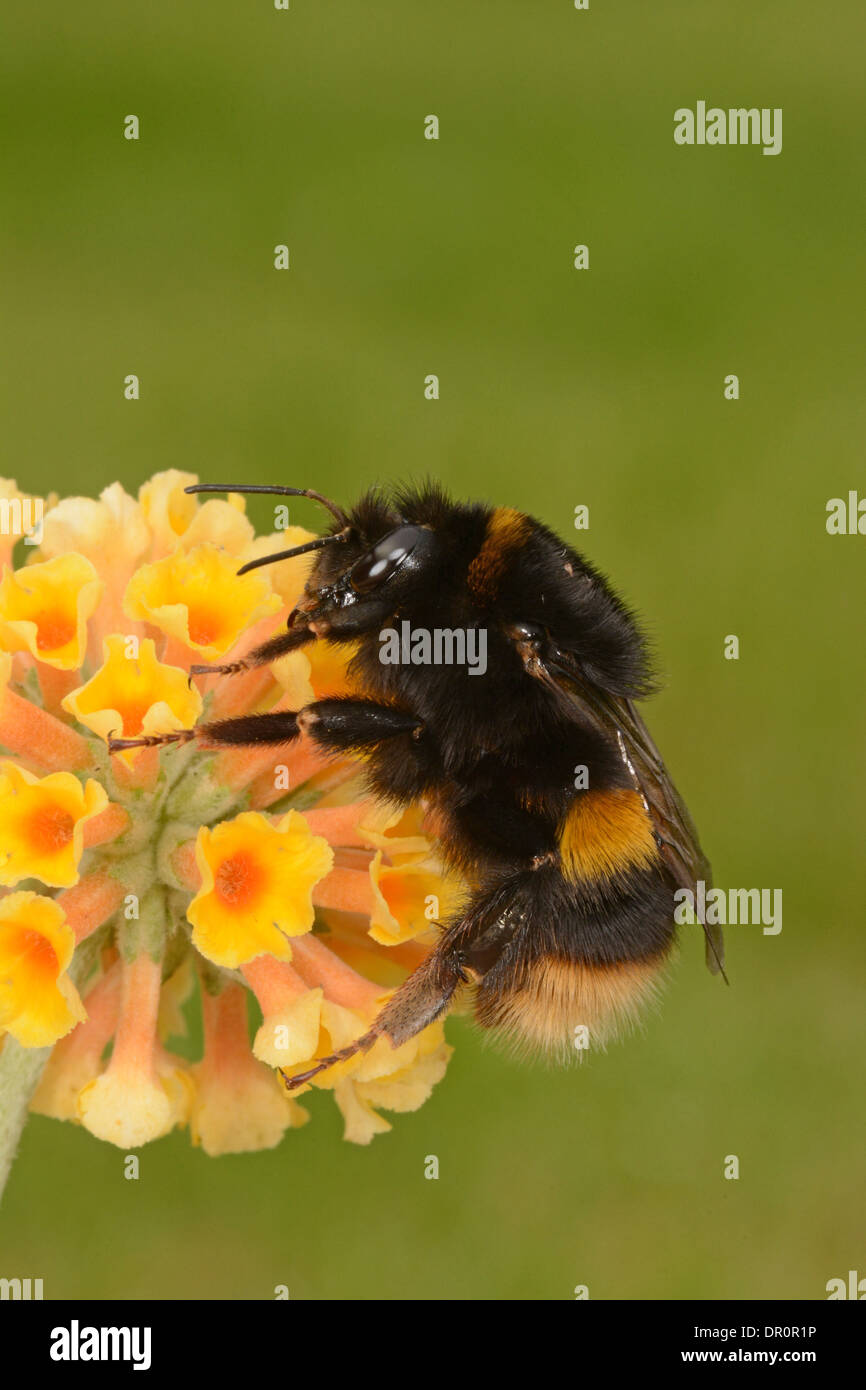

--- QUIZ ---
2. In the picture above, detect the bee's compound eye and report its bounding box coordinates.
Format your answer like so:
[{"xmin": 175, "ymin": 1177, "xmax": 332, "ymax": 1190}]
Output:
[
  {"xmin": 508, "ymin": 622, "xmax": 545, "ymax": 643},
  {"xmin": 348, "ymin": 526, "xmax": 422, "ymax": 593}
]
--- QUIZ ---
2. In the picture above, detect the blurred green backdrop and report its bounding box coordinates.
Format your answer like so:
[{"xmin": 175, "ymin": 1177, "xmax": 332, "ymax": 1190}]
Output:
[{"xmin": 1, "ymin": 0, "xmax": 864, "ymax": 1300}]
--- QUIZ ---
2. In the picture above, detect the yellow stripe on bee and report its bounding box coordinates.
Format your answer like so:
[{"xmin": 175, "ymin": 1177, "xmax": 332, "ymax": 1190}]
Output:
[
  {"xmin": 559, "ymin": 789, "xmax": 657, "ymax": 883},
  {"xmin": 466, "ymin": 507, "xmax": 532, "ymax": 602}
]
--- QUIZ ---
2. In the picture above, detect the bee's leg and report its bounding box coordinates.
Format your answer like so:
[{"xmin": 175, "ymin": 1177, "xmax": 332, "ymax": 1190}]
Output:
[
  {"xmin": 281, "ymin": 876, "xmax": 530, "ymax": 1091},
  {"xmin": 281, "ymin": 929, "xmax": 469, "ymax": 1092},
  {"xmin": 189, "ymin": 623, "xmax": 315, "ymax": 677},
  {"xmin": 108, "ymin": 698, "xmax": 423, "ymax": 754}
]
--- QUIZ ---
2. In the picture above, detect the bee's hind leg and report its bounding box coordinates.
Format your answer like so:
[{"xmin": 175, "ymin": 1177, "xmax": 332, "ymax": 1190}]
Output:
[
  {"xmin": 281, "ymin": 875, "xmax": 531, "ymax": 1092},
  {"xmin": 280, "ymin": 936, "xmax": 469, "ymax": 1092}
]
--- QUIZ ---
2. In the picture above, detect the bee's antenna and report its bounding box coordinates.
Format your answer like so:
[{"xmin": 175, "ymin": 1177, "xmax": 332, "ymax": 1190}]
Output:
[
  {"xmin": 184, "ymin": 483, "xmax": 350, "ymax": 529},
  {"xmin": 236, "ymin": 529, "xmax": 350, "ymax": 575}
]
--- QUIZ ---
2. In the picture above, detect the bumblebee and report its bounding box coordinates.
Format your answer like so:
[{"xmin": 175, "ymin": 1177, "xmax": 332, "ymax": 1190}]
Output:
[{"xmin": 113, "ymin": 481, "xmax": 723, "ymax": 1086}]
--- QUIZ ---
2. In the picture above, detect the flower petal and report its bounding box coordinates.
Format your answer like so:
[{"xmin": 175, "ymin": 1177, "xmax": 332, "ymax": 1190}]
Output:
[
  {"xmin": 124, "ymin": 544, "xmax": 279, "ymax": 660},
  {"xmin": 0, "ymin": 762, "xmax": 108, "ymax": 887},
  {"xmin": 368, "ymin": 852, "xmax": 461, "ymax": 945},
  {"xmin": 187, "ymin": 810, "xmax": 333, "ymax": 968},
  {"xmin": 0, "ymin": 892, "xmax": 85, "ymax": 1046},
  {"xmin": 0, "ymin": 553, "xmax": 102, "ymax": 669},
  {"xmin": 63, "ymin": 635, "xmax": 202, "ymax": 750}
]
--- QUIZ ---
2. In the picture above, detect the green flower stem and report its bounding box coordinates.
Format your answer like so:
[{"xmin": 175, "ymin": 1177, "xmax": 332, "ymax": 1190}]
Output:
[{"xmin": 0, "ymin": 1038, "xmax": 53, "ymax": 1204}]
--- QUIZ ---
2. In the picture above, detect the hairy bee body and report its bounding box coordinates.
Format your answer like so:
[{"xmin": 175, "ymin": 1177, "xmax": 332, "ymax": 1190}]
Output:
[
  {"xmin": 309, "ymin": 488, "xmax": 679, "ymax": 1055},
  {"xmin": 137, "ymin": 481, "xmax": 720, "ymax": 1081}
]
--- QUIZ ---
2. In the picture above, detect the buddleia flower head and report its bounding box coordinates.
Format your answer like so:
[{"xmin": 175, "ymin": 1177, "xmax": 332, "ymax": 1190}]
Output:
[{"xmin": 0, "ymin": 472, "xmax": 461, "ymax": 1159}]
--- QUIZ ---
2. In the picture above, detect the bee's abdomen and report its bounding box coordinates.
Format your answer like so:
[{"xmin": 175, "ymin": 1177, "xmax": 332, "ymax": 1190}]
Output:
[
  {"xmin": 467, "ymin": 843, "xmax": 676, "ymax": 1058},
  {"xmin": 473, "ymin": 952, "xmax": 670, "ymax": 1059}
]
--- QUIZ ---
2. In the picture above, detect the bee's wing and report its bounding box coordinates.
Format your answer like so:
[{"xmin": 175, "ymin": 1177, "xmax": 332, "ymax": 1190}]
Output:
[{"xmin": 532, "ymin": 645, "xmax": 725, "ymax": 978}]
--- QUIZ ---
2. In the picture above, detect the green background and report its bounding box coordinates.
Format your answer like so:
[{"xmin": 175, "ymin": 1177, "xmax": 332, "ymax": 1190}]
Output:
[{"xmin": 1, "ymin": 1, "xmax": 864, "ymax": 1300}]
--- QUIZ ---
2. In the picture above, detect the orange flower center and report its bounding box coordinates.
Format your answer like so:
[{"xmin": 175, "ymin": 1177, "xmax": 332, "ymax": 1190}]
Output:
[
  {"xmin": 27, "ymin": 803, "xmax": 75, "ymax": 852},
  {"xmin": 119, "ymin": 698, "xmax": 154, "ymax": 736},
  {"xmin": 215, "ymin": 852, "xmax": 264, "ymax": 907},
  {"xmin": 187, "ymin": 606, "xmax": 224, "ymax": 647},
  {"xmin": 35, "ymin": 611, "xmax": 75, "ymax": 651},
  {"xmin": 15, "ymin": 927, "xmax": 59, "ymax": 976},
  {"xmin": 381, "ymin": 874, "xmax": 419, "ymax": 919}
]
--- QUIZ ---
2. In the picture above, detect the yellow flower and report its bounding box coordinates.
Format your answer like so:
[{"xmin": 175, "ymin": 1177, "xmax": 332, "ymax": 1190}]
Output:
[
  {"xmin": 368, "ymin": 851, "xmax": 461, "ymax": 945},
  {"xmin": 0, "ymin": 762, "xmax": 108, "ymax": 887},
  {"xmin": 271, "ymin": 637, "xmax": 363, "ymax": 711},
  {"xmin": 252, "ymin": 987, "xmax": 324, "ymax": 1069},
  {"xmin": 190, "ymin": 982, "xmax": 308, "ymax": 1155},
  {"xmin": 0, "ymin": 892, "xmax": 86, "ymax": 1047},
  {"xmin": 187, "ymin": 810, "xmax": 334, "ymax": 968},
  {"xmin": 337, "ymin": 1013, "xmax": 452, "ymax": 1143},
  {"xmin": 0, "ymin": 553, "xmax": 102, "ymax": 669},
  {"xmin": 178, "ymin": 499, "xmax": 253, "ymax": 555},
  {"xmin": 341, "ymin": 1037, "xmax": 453, "ymax": 1144},
  {"xmin": 316, "ymin": 997, "xmax": 444, "ymax": 1088},
  {"xmin": 137, "ymin": 469, "xmax": 199, "ymax": 554},
  {"xmin": 269, "ymin": 650, "xmax": 317, "ymax": 710},
  {"xmin": 78, "ymin": 1057, "xmax": 191, "ymax": 1149},
  {"xmin": 278, "ymin": 987, "xmax": 453, "ymax": 1143},
  {"xmin": 62, "ymin": 635, "xmax": 202, "ymax": 748},
  {"xmin": 241, "ymin": 955, "xmax": 326, "ymax": 1070},
  {"xmin": 332, "ymin": 1081, "xmax": 393, "ymax": 1143},
  {"xmin": 35, "ymin": 483, "xmax": 149, "ymax": 651},
  {"xmin": 358, "ymin": 801, "xmax": 435, "ymax": 860},
  {"xmin": 123, "ymin": 543, "xmax": 280, "ymax": 660},
  {"xmin": 77, "ymin": 955, "xmax": 193, "ymax": 1149},
  {"xmin": 38, "ymin": 483, "xmax": 150, "ymax": 574},
  {"xmin": 139, "ymin": 469, "xmax": 252, "ymax": 557},
  {"xmin": 242, "ymin": 527, "xmax": 318, "ymax": 605}
]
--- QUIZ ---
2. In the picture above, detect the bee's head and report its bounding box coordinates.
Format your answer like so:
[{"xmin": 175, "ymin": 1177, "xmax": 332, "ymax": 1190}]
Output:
[
  {"xmin": 297, "ymin": 522, "xmax": 442, "ymax": 635},
  {"xmin": 184, "ymin": 481, "xmax": 458, "ymax": 638}
]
